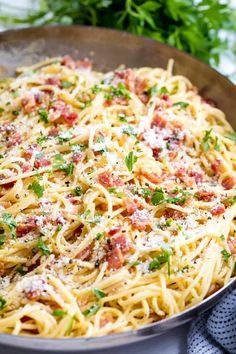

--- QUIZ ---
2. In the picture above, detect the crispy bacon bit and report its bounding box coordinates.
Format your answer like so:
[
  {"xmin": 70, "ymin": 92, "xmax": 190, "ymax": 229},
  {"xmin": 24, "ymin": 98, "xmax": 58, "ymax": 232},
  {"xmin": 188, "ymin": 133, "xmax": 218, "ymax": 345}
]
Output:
[
  {"xmin": 151, "ymin": 112, "xmax": 167, "ymax": 128},
  {"xmin": 196, "ymin": 190, "xmax": 216, "ymax": 202},
  {"xmin": 163, "ymin": 208, "xmax": 184, "ymax": 220},
  {"xmin": 152, "ymin": 147, "xmax": 162, "ymax": 160},
  {"xmin": 189, "ymin": 171, "xmax": 203, "ymax": 184},
  {"xmin": 46, "ymin": 77, "xmax": 61, "ymax": 87},
  {"xmin": 168, "ymin": 151, "xmax": 178, "ymax": 160},
  {"xmin": 73, "ymin": 225, "xmax": 83, "ymax": 238},
  {"xmin": 22, "ymin": 163, "xmax": 32, "ymax": 173},
  {"xmin": 76, "ymin": 244, "xmax": 93, "ymax": 261},
  {"xmin": 0, "ymin": 261, "xmax": 5, "ymax": 277},
  {"xmin": 51, "ymin": 101, "xmax": 78, "ymax": 126},
  {"xmin": 210, "ymin": 204, "xmax": 225, "ymax": 216},
  {"xmin": 123, "ymin": 197, "xmax": 141, "ymax": 215},
  {"xmin": 104, "ymin": 96, "xmax": 128, "ymax": 107},
  {"xmin": 23, "ymin": 144, "xmax": 41, "ymax": 160},
  {"xmin": 141, "ymin": 171, "xmax": 162, "ymax": 184},
  {"xmin": 107, "ymin": 247, "xmax": 124, "ymax": 270},
  {"xmin": 222, "ymin": 176, "xmax": 236, "ymax": 190},
  {"xmin": 72, "ymin": 152, "xmax": 83, "ymax": 163},
  {"xmin": 34, "ymin": 158, "xmax": 51, "ymax": 169},
  {"xmin": 48, "ymin": 128, "xmax": 60, "ymax": 137},
  {"xmin": 207, "ymin": 284, "xmax": 220, "ymax": 297},
  {"xmin": 129, "ymin": 209, "xmax": 150, "ymax": 230},
  {"xmin": 211, "ymin": 159, "xmax": 224, "ymax": 175},
  {"xmin": 98, "ymin": 172, "xmax": 124, "ymax": 188},
  {"xmin": 108, "ymin": 227, "xmax": 121, "ymax": 236},
  {"xmin": 227, "ymin": 237, "xmax": 236, "ymax": 255},
  {"xmin": 16, "ymin": 217, "xmax": 37, "ymax": 237},
  {"xmin": 112, "ymin": 235, "xmax": 131, "ymax": 253},
  {"xmin": 21, "ymin": 96, "xmax": 36, "ymax": 113},
  {"xmin": 6, "ymin": 132, "xmax": 22, "ymax": 148}
]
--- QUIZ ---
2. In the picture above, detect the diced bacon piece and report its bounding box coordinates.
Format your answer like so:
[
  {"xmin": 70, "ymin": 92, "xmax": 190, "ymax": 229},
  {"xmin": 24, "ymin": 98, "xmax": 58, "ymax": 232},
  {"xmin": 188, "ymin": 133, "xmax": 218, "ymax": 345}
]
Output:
[
  {"xmin": 152, "ymin": 147, "xmax": 162, "ymax": 160},
  {"xmin": 6, "ymin": 132, "xmax": 22, "ymax": 147},
  {"xmin": 151, "ymin": 112, "xmax": 167, "ymax": 128},
  {"xmin": 161, "ymin": 94, "xmax": 170, "ymax": 102},
  {"xmin": 34, "ymin": 158, "xmax": 51, "ymax": 169},
  {"xmin": 76, "ymin": 58, "xmax": 92, "ymax": 71},
  {"xmin": 195, "ymin": 190, "xmax": 216, "ymax": 202},
  {"xmin": 51, "ymin": 101, "xmax": 78, "ymax": 126},
  {"xmin": 112, "ymin": 235, "xmax": 131, "ymax": 253},
  {"xmin": 21, "ymin": 95, "xmax": 36, "ymax": 113},
  {"xmin": 227, "ymin": 237, "xmax": 236, "ymax": 255},
  {"xmin": 23, "ymin": 144, "xmax": 41, "ymax": 160},
  {"xmin": 189, "ymin": 171, "xmax": 203, "ymax": 184},
  {"xmin": 168, "ymin": 151, "xmax": 178, "ymax": 160},
  {"xmin": 210, "ymin": 204, "xmax": 225, "ymax": 216},
  {"xmin": 100, "ymin": 314, "xmax": 114, "ymax": 328},
  {"xmin": 123, "ymin": 197, "xmax": 141, "ymax": 215},
  {"xmin": 129, "ymin": 209, "xmax": 150, "ymax": 230},
  {"xmin": 0, "ymin": 261, "xmax": 4, "ymax": 277},
  {"xmin": 61, "ymin": 55, "xmax": 76, "ymax": 69},
  {"xmin": 104, "ymin": 96, "xmax": 128, "ymax": 107},
  {"xmin": 98, "ymin": 172, "xmax": 124, "ymax": 188},
  {"xmin": 22, "ymin": 163, "xmax": 32, "ymax": 173},
  {"xmin": 211, "ymin": 159, "xmax": 224, "ymax": 175},
  {"xmin": 76, "ymin": 244, "xmax": 93, "ymax": 261},
  {"xmin": 73, "ymin": 225, "xmax": 83, "ymax": 238},
  {"xmin": 163, "ymin": 208, "xmax": 184, "ymax": 220},
  {"xmin": 141, "ymin": 171, "xmax": 162, "ymax": 184},
  {"xmin": 72, "ymin": 152, "xmax": 83, "ymax": 163},
  {"xmin": 46, "ymin": 77, "xmax": 61, "ymax": 87},
  {"xmin": 207, "ymin": 284, "xmax": 220, "ymax": 297},
  {"xmin": 16, "ymin": 217, "xmax": 37, "ymax": 237},
  {"xmin": 222, "ymin": 176, "xmax": 236, "ymax": 190},
  {"xmin": 48, "ymin": 128, "xmax": 60, "ymax": 137},
  {"xmin": 107, "ymin": 247, "xmax": 124, "ymax": 270},
  {"xmin": 108, "ymin": 227, "xmax": 121, "ymax": 236}
]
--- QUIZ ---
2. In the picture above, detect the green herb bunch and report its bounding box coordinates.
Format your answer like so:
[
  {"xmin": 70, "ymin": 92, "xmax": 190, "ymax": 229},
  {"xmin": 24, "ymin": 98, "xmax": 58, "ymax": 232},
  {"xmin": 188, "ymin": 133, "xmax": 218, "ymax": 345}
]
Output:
[{"xmin": 0, "ymin": 0, "xmax": 235, "ymax": 66}]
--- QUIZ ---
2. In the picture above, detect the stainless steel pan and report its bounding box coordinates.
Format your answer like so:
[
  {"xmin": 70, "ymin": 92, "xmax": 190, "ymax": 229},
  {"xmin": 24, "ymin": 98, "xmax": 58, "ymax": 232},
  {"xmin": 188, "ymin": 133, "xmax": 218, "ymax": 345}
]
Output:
[{"xmin": 0, "ymin": 25, "xmax": 235, "ymax": 353}]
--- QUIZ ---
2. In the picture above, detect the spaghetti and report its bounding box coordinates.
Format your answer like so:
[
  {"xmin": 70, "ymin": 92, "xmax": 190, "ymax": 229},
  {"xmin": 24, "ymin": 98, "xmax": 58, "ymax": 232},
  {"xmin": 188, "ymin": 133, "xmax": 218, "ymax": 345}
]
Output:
[{"xmin": 0, "ymin": 56, "xmax": 235, "ymax": 338}]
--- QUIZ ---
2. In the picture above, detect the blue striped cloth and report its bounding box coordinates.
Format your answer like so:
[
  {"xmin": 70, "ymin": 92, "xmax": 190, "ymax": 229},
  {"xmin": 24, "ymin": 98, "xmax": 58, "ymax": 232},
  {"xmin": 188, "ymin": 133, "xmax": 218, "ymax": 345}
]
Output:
[{"xmin": 187, "ymin": 289, "xmax": 236, "ymax": 354}]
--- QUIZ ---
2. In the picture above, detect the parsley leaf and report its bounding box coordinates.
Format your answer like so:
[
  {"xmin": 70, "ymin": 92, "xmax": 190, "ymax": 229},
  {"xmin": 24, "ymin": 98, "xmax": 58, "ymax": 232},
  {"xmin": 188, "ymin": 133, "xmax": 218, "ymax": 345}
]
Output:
[
  {"xmin": 125, "ymin": 151, "xmax": 138, "ymax": 172},
  {"xmin": 28, "ymin": 180, "xmax": 44, "ymax": 198},
  {"xmin": 52, "ymin": 309, "xmax": 68, "ymax": 317},
  {"xmin": 173, "ymin": 101, "xmax": 189, "ymax": 108},
  {"xmin": 151, "ymin": 188, "xmax": 165, "ymax": 205},
  {"xmin": 38, "ymin": 109, "xmax": 49, "ymax": 123},
  {"xmin": 201, "ymin": 129, "xmax": 213, "ymax": 151},
  {"xmin": 53, "ymin": 154, "xmax": 74, "ymax": 176},
  {"xmin": 221, "ymin": 249, "xmax": 231, "ymax": 262},
  {"xmin": 37, "ymin": 235, "xmax": 50, "ymax": 256},
  {"xmin": 2, "ymin": 213, "xmax": 17, "ymax": 239},
  {"xmin": 122, "ymin": 125, "xmax": 137, "ymax": 137},
  {"xmin": 149, "ymin": 249, "xmax": 171, "ymax": 275},
  {"xmin": 0, "ymin": 296, "xmax": 6, "ymax": 310},
  {"xmin": 83, "ymin": 304, "xmax": 101, "ymax": 317},
  {"xmin": 61, "ymin": 80, "xmax": 73, "ymax": 88},
  {"xmin": 73, "ymin": 186, "xmax": 82, "ymax": 196},
  {"xmin": 93, "ymin": 288, "xmax": 105, "ymax": 300}
]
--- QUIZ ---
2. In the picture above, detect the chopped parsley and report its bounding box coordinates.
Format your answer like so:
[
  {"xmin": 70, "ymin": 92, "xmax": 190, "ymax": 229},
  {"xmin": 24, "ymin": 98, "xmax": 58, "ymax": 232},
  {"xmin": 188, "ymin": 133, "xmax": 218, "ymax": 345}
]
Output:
[
  {"xmin": 16, "ymin": 265, "xmax": 27, "ymax": 275},
  {"xmin": 125, "ymin": 151, "xmax": 138, "ymax": 172},
  {"xmin": 119, "ymin": 114, "xmax": 128, "ymax": 123},
  {"xmin": 28, "ymin": 180, "xmax": 44, "ymax": 198},
  {"xmin": 122, "ymin": 125, "xmax": 137, "ymax": 137},
  {"xmin": 151, "ymin": 187, "xmax": 190, "ymax": 206},
  {"xmin": 73, "ymin": 186, "xmax": 82, "ymax": 196},
  {"xmin": 83, "ymin": 304, "xmax": 101, "ymax": 317},
  {"xmin": 96, "ymin": 233, "xmax": 103, "ymax": 240},
  {"xmin": 52, "ymin": 309, "xmax": 68, "ymax": 317},
  {"xmin": 173, "ymin": 101, "xmax": 189, "ymax": 108},
  {"xmin": 0, "ymin": 107, "xmax": 4, "ymax": 113},
  {"xmin": 38, "ymin": 109, "xmax": 49, "ymax": 123},
  {"xmin": 53, "ymin": 154, "xmax": 74, "ymax": 176},
  {"xmin": 128, "ymin": 261, "xmax": 140, "ymax": 267},
  {"xmin": 148, "ymin": 86, "xmax": 169, "ymax": 96},
  {"xmin": 151, "ymin": 188, "xmax": 165, "ymax": 205},
  {"xmin": 1, "ymin": 213, "xmax": 17, "ymax": 239},
  {"xmin": 0, "ymin": 235, "xmax": 6, "ymax": 248},
  {"xmin": 93, "ymin": 288, "xmax": 105, "ymax": 300},
  {"xmin": 133, "ymin": 187, "xmax": 152, "ymax": 199},
  {"xmin": 61, "ymin": 80, "xmax": 73, "ymax": 88},
  {"xmin": 0, "ymin": 296, "xmax": 6, "ymax": 310},
  {"xmin": 214, "ymin": 136, "xmax": 220, "ymax": 151},
  {"xmin": 56, "ymin": 225, "xmax": 62, "ymax": 232},
  {"xmin": 221, "ymin": 249, "xmax": 231, "ymax": 261},
  {"xmin": 201, "ymin": 129, "xmax": 213, "ymax": 151},
  {"xmin": 149, "ymin": 249, "xmax": 171, "ymax": 275},
  {"xmin": 219, "ymin": 235, "xmax": 225, "ymax": 241},
  {"xmin": 97, "ymin": 136, "xmax": 104, "ymax": 143},
  {"xmin": 105, "ymin": 83, "xmax": 131, "ymax": 101},
  {"xmin": 37, "ymin": 134, "xmax": 49, "ymax": 145},
  {"xmin": 37, "ymin": 235, "xmax": 51, "ymax": 256}
]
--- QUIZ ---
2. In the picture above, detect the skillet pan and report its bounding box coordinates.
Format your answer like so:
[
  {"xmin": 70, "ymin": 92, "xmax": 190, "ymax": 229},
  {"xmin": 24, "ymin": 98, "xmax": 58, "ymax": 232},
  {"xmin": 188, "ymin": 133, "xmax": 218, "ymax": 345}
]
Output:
[{"xmin": 0, "ymin": 25, "xmax": 235, "ymax": 353}]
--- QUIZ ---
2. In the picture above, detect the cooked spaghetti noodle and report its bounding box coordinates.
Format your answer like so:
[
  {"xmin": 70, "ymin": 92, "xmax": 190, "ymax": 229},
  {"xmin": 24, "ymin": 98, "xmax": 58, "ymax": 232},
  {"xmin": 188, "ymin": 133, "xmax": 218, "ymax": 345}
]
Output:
[{"xmin": 0, "ymin": 56, "xmax": 235, "ymax": 337}]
